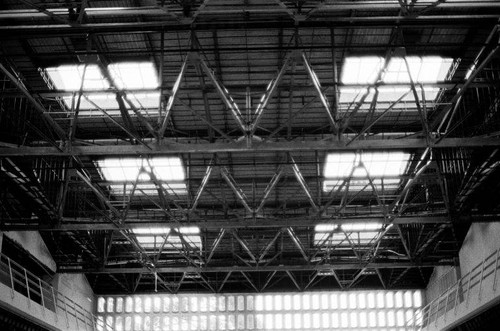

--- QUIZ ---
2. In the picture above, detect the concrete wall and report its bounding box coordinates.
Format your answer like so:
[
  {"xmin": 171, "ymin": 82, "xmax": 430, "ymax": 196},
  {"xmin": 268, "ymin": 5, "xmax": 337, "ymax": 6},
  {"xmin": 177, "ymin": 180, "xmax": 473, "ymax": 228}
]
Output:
[
  {"xmin": 425, "ymin": 265, "xmax": 459, "ymax": 303},
  {"xmin": 2, "ymin": 231, "xmax": 57, "ymax": 272},
  {"xmin": 459, "ymin": 222, "xmax": 500, "ymax": 275},
  {"xmin": 53, "ymin": 273, "xmax": 95, "ymax": 313},
  {"xmin": 425, "ymin": 222, "xmax": 500, "ymax": 305}
]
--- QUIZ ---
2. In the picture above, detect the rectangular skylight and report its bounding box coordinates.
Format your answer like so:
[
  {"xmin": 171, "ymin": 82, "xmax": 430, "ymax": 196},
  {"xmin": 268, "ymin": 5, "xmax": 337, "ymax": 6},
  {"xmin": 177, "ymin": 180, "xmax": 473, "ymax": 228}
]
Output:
[
  {"xmin": 60, "ymin": 92, "xmax": 160, "ymax": 111},
  {"xmin": 324, "ymin": 152, "xmax": 410, "ymax": 179},
  {"xmin": 109, "ymin": 183, "xmax": 187, "ymax": 197},
  {"xmin": 96, "ymin": 157, "xmax": 187, "ymax": 197},
  {"xmin": 341, "ymin": 56, "xmax": 385, "ymax": 84},
  {"xmin": 108, "ymin": 62, "xmax": 159, "ymax": 89},
  {"xmin": 98, "ymin": 157, "xmax": 185, "ymax": 182},
  {"xmin": 323, "ymin": 152, "xmax": 410, "ymax": 192},
  {"xmin": 46, "ymin": 65, "xmax": 109, "ymax": 91},
  {"xmin": 341, "ymin": 222, "xmax": 383, "ymax": 232},
  {"xmin": 44, "ymin": 62, "xmax": 160, "ymax": 115},
  {"xmin": 339, "ymin": 56, "xmax": 453, "ymax": 110},
  {"xmin": 131, "ymin": 226, "xmax": 201, "ymax": 252}
]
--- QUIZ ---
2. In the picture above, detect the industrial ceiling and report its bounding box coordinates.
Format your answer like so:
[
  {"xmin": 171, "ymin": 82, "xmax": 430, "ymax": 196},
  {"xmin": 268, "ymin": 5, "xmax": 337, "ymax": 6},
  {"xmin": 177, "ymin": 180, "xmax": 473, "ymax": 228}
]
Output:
[{"xmin": 0, "ymin": 0, "xmax": 500, "ymax": 294}]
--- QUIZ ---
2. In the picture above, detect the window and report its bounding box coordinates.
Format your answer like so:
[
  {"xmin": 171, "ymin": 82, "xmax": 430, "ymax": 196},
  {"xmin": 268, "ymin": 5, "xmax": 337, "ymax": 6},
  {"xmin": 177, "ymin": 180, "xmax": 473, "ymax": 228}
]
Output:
[
  {"xmin": 96, "ymin": 156, "xmax": 187, "ymax": 197},
  {"xmin": 44, "ymin": 62, "xmax": 160, "ymax": 115},
  {"xmin": 323, "ymin": 151, "xmax": 410, "ymax": 193},
  {"xmin": 339, "ymin": 56, "xmax": 454, "ymax": 111}
]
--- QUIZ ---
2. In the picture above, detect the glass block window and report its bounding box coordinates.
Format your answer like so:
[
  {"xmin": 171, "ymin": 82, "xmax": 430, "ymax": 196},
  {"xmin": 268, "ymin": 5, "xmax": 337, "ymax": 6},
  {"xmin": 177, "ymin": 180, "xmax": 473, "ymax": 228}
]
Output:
[{"xmin": 97, "ymin": 290, "xmax": 423, "ymax": 331}]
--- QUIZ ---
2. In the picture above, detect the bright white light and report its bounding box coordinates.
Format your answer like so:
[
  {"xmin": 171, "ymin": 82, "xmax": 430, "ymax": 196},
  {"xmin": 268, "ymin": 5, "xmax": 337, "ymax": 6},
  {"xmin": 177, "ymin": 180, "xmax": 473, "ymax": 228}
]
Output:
[
  {"xmin": 323, "ymin": 178, "xmax": 401, "ymax": 192},
  {"xmin": 109, "ymin": 62, "xmax": 159, "ymax": 89},
  {"xmin": 341, "ymin": 222, "xmax": 383, "ymax": 232},
  {"xmin": 46, "ymin": 65, "xmax": 109, "ymax": 91},
  {"xmin": 341, "ymin": 57, "xmax": 384, "ymax": 84},
  {"xmin": 132, "ymin": 226, "xmax": 201, "ymax": 251},
  {"xmin": 131, "ymin": 227, "xmax": 170, "ymax": 235},
  {"xmin": 98, "ymin": 157, "xmax": 185, "ymax": 182},
  {"xmin": 339, "ymin": 56, "xmax": 453, "ymax": 107},
  {"xmin": 314, "ymin": 224, "xmax": 337, "ymax": 232},
  {"xmin": 324, "ymin": 152, "xmax": 410, "ymax": 179},
  {"xmin": 339, "ymin": 86, "xmax": 440, "ymax": 105}
]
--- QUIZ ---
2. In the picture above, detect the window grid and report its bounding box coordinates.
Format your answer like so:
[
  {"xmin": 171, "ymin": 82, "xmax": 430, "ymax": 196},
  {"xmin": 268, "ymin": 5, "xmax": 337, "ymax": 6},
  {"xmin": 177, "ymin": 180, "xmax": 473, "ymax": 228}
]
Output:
[{"xmin": 97, "ymin": 290, "xmax": 422, "ymax": 331}]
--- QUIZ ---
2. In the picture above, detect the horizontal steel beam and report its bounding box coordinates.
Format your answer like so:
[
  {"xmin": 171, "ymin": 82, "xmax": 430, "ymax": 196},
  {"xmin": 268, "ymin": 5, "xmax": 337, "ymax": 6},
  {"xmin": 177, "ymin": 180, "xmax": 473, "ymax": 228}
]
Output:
[
  {"xmin": 4, "ymin": 214, "xmax": 497, "ymax": 231},
  {"xmin": 0, "ymin": 137, "xmax": 499, "ymax": 157},
  {"xmin": 0, "ymin": 15, "xmax": 497, "ymax": 38},
  {"xmin": 58, "ymin": 260, "xmax": 454, "ymax": 274}
]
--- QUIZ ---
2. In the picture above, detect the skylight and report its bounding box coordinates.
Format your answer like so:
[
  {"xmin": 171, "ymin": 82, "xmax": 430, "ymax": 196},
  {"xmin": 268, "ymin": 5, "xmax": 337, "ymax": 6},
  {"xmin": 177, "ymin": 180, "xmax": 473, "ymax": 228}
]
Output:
[
  {"xmin": 131, "ymin": 226, "xmax": 201, "ymax": 252},
  {"xmin": 46, "ymin": 65, "xmax": 109, "ymax": 91},
  {"xmin": 108, "ymin": 62, "xmax": 159, "ymax": 89},
  {"xmin": 339, "ymin": 56, "xmax": 453, "ymax": 110},
  {"xmin": 314, "ymin": 222, "xmax": 383, "ymax": 247},
  {"xmin": 98, "ymin": 157, "xmax": 185, "ymax": 182},
  {"xmin": 44, "ymin": 62, "xmax": 160, "ymax": 114},
  {"xmin": 96, "ymin": 157, "xmax": 187, "ymax": 196},
  {"xmin": 323, "ymin": 152, "xmax": 410, "ymax": 192}
]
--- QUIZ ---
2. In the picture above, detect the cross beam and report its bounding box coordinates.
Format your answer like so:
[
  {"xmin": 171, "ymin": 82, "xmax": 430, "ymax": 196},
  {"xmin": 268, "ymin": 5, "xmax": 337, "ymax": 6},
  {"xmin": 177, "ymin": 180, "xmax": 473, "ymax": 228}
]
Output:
[
  {"xmin": 0, "ymin": 137, "xmax": 499, "ymax": 157},
  {"xmin": 59, "ymin": 261, "xmax": 454, "ymax": 274}
]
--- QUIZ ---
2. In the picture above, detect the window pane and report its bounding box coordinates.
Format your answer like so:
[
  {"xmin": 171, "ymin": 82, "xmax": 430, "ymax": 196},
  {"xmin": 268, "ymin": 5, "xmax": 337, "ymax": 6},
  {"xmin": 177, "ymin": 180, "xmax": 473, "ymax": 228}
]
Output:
[
  {"xmin": 247, "ymin": 315, "xmax": 255, "ymax": 330},
  {"xmin": 152, "ymin": 297, "xmax": 161, "ymax": 313},
  {"xmin": 97, "ymin": 297, "xmax": 105, "ymax": 313},
  {"xmin": 237, "ymin": 296, "xmax": 245, "ymax": 311},
  {"xmin": 106, "ymin": 298, "xmax": 114, "ymax": 313},
  {"xmin": 144, "ymin": 297, "xmax": 152, "ymax": 313},
  {"xmin": 190, "ymin": 297, "xmax": 198, "ymax": 312},
  {"xmin": 200, "ymin": 297, "xmax": 208, "ymax": 312},
  {"xmin": 395, "ymin": 291, "xmax": 404, "ymax": 308},
  {"xmin": 311, "ymin": 294, "xmax": 320, "ymax": 310},
  {"xmin": 312, "ymin": 313, "xmax": 320, "ymax": 328},
  {"xmin": 116, "ymin": 297, "xmax": 123, "ymax": 313},
  {"xmin": 228, "ymin": 296, "xmax": 235, "ymax": 311},
  {"xmin": 247, "ymin": 296, "xmax": 254, "ymax": 311},
  {"xmin": 275, "ymin": 295, "xmax": 282, "ymax": 310},
  {"xmin": 275, "ymin": 314, "xmax": 283, "ymax": 329},
  {"xmin": 293, "ymin": 313, "xmax": 301, "ymax": 329},
  {"xmin": 135, "ymin": 297, "xmax": 142, "ymax": 313},
  {"xmin": 303, "ymin": 313, "xmax": 311, "ymax": 329},
  {"xmin": 255, "ymin": 296, "xmax": 264, "ymax": 311},
  {"xmin": 219, "ymin": 296, "xmax": 226, "ymax": 312},
  {"xmin": 293, "ymin": 294, "xmax": 301, "ymax": 310},
  {"xmin": 163, "ymin": 297, "xmax": 170, "ymax": 312},
  {"xmin": 172, "ymin": 297, "xmax": 179, "ymax": 312}
]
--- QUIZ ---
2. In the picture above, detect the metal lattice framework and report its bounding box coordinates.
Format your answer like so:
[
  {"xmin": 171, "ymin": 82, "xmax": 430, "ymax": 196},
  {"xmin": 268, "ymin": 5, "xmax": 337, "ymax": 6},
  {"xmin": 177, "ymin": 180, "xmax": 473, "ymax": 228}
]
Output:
[{"xmin": 0, "ymin": 0, "xmax": 500, "ymax": 294}]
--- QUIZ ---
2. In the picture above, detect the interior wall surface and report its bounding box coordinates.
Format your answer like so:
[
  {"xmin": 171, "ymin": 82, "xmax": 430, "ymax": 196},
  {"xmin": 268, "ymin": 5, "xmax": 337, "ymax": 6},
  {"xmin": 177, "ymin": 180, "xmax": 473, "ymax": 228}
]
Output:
[
  {"xmin": 459, "ymin": 222, "xmax": 500, "ymax": 275},
  {"xmin": 1, "ymin": 231, "xmax": 56, "ymax": 272}
]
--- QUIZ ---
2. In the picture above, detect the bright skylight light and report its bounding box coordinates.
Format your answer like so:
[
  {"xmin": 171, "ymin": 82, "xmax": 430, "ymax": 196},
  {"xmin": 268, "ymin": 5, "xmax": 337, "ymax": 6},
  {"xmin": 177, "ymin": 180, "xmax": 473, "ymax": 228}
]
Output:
[
  {"xmin": 108, "ymin": 62, "xmax": 159, "ymax": 89},
  {"xmin": 131, "ymin": 227, "xmax": 201, "ymax": 251},
  {"xmin": 324, "ymin": 152, "xmax": 410, "ymax": 179},
  {"xmin": 98, "ymin": 157, "xmax": 185, "ymax": 182},
  {"xmin": 339, "ymin": 56, "xmax": 453, "ymax": 109},
  {"xmin": 96, "ymin": 157, "xmax": 187, "ymax": 197},
  {"xmin": 315, "ymin": 224, "xmax": 338, "ymax": 232},
  {"xmin": 341, "ymin": 56, "xmax": 385, "ymax": 84},
  {"xmin": 45, "ymin": 62, "xmax": 160, "ymax": 114},
  {"xmin": 323, "ymin": 152, "xmax": 410, "ymax": 192},
  {"xmin": 341, "ymin": 222, "xmax": 383, "ymax": 232},
  {"xmin": 46, "ymin": 65, "xmax": 109, "ymax": 91},
  {"xmin": 61, "ymin": 92, "xmax": 160, "ymax": 111}
]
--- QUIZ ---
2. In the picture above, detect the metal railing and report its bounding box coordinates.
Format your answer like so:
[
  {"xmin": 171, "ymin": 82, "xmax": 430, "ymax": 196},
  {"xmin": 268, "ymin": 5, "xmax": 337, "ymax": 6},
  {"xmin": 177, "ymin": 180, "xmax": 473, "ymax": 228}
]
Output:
[
  {"xmin": 407, "ymin": 248, "xmax": 500, "ymax": 330},
  {"xmin": 0, "ymin": 253, "xmax": 100, "ymax": 331}
]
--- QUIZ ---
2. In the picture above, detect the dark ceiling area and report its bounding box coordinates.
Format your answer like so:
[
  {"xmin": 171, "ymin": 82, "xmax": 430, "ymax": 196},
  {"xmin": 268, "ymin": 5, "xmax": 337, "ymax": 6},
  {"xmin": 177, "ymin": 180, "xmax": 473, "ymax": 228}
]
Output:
[{"xmin": 0, "ymin": 0, "xmax": 500, "ymax": 295}]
